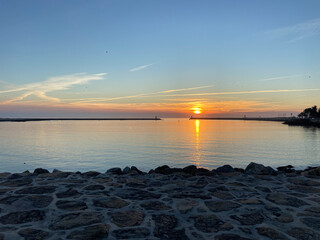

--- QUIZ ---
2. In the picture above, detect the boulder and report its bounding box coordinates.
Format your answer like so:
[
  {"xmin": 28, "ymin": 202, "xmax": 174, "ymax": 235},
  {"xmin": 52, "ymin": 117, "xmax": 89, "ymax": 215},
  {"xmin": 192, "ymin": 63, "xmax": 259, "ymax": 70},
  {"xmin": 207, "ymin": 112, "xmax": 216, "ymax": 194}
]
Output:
[
  {"xmin": 33, "ymin": 168, "xmax": 50, "ymax": 174},
  {"xmin": 245, "ymin": 162, "xmax": 276, "ymax": 175},
  {"xmin": 106, "ymin": 168, "xmax": 122, "ymax": 175},
  {"xmin": 216, "ymin": 165, "xmax": 235, "ymax": 173}
]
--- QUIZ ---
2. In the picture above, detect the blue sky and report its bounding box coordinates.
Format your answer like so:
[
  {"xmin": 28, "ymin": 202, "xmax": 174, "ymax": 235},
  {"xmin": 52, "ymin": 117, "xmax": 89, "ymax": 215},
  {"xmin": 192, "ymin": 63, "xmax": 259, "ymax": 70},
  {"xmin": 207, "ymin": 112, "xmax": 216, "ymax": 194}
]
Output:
[{"xmin": 0, "ymin": 0, "xmax": 320, "ymax": 117}]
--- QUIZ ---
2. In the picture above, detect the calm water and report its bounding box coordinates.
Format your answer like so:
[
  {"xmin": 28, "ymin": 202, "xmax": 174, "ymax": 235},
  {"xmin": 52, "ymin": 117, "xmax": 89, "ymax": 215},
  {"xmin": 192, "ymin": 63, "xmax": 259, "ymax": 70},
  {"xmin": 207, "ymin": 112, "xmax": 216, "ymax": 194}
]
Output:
[{"xmin": 0, "ymin": 118, "xmax": 319, "ymax": 172}]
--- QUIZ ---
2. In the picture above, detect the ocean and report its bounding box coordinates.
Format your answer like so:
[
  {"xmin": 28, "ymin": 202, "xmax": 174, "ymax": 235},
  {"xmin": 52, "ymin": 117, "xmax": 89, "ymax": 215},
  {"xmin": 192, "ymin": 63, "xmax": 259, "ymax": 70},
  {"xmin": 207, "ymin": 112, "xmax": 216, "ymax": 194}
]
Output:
[{"xmin": 0, "ymin": 118, "xmax": 319, "ymax": 172}]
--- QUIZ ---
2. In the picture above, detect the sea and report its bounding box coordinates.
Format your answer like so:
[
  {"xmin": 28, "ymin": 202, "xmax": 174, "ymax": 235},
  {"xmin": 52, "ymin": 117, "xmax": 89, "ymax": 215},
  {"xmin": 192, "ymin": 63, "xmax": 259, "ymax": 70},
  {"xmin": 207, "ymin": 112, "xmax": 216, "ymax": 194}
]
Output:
[{"xmin": 0, "ymin": 118, "xmax": 319, "ymax": 173}]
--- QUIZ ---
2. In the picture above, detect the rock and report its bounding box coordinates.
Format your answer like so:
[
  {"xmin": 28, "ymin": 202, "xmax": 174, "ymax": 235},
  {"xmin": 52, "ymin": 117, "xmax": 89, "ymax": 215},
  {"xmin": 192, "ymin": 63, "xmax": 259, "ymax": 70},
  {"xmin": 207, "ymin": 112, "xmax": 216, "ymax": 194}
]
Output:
[
  {"xmin": 288, "ymin": 178, "xmax": 320, "ymax": 186},
  {"xmin": 33, "ymin": 168, "xmax": 50, "ymax": 174},
  {"xmin": 0, "ymin": 188, "xmax": 11, "ymax": 195},
  {"xmin": 300, "ymin": 218, "xmax": 320, "ymax": 230},
  {"xmin": 286, "ymin": 184, "xmax": 320, "ymax": 193},
  {"xmin": 205, "ymin": 200, "xmax": 241, "ymax": 212},
  {"xmin": 277, "ymin": 165, "xmax": 295, "ymax": 173},
  {"xmin": 83, "ymin": 184, "xmax": 105, "ymax": 191},
  {"xmin": 255, "ymin": 186, "xmax": 272, "ymax": 192},
  {"xmin": 214, "ymin": 234, "xmax": 255, "ymax": 240},
  {"xmin": 154, "ymin": 165, "xmax": 174, "ymax": 174},
  {"xmin": 110, "ymin": 211, "xmax": 144, "ymax": 227},
  {"xmin": 25, "ymin": 195, "xmax": 53, "ymax": 208},
  {"xmin": 56, "ymin": 189, "xmax": 81, "ymax": 198},
  {"xmin": 287, "ymin": 227, "xmax": 320, "ymax": 240},
  {"xmin": 237, "ymin": 198, "xmax": 263, "ymax": 205},
  {"xmin": 116, "ymin": 188, "xmax": 161, "ymax": 200},
  {"xmin": 81, "ymin": 171, "xmax": 101, "ymax": 177},
  {"xmin": 245, "ymin": 162, "xmax": 276, "ymax": 175},
  {"xmin": 256, "ymin": 227, "xmax": 289, "ymax": 240},
  {"xmin": 15, "ymin": 186, "xmax": 56, "ymax": 194},
  {"xmin": 67, "ymin": 223, "xmax": 110, "ymax": 240},
  {"xmin": 106, "ymin": 167, "xmax": 122, "ymax": 175},
  {"xmin": 8, "ymin": 173, "xmax": 23, "ymax": 179},
  {"xmin": 56, "ymin": 200, "xmax": 87, "ymax": 211},
  {"xmin": 211, "ymin": 191, "xmax": 234, "ymax": 200},
  {"xmin": 0, "ymin": 196, "xmax": 23, "ymax": 204},
  {"xmin": 192, "ymin": 214, "xmax": 229, "ymax": 233},
  {"xmin": 276, "ymin": 213, "xmax": 294, "ymax": 223},
  {"xmin": 123, "ymin": 167, "xmax": 131, "ymax": 174},
  {"xmin": 176, "ymin": 199, "xmax": 198, "ymax": 214},
  {"xmin": 266, "ymin": 193, "xmax": 309, "ymax": 207},
  {"xmin": 0, "ymin": 210, "xmax": 45, "ymax": 224},
  {"xmin": 216, "ymin": 165, "xmax": 235, "ymax": 173},
  {"xmin": 18, "ymin": 228, "xmax": 49, "ymax": 240},
  {"xmin": 0, "ymin": 178, "xmax": 32, "ymax": 187},
  {"xmin": 301, "ymin": 167, "xmax": 320, "ymax": 177},
  {"xmin": 182, "ymin": 165, "xmax": 197, "ymax": 175},
  {"xmin": 0, "ymin": 172, "xmax": 10, "ymax": 178},
  {"xmin": 131, "ymin": 166, "xmax": 142, "ymax": 174},
  {"xmin": 0, "ymin": 233, "xmax": 4, "ymax": 240},
  {"xmin": 93, "ymin": 197, "xmax": 130, "ymax": 208},
  {"xmin": 231, "ymin": 212, "xmax": 264, "ymax": 225},
  {"xmin": 50, "ymin": 212, "xmax": 103, "ymax": 230},
  {"xmin": 112, "ymin": 227, "xmax": 150, "ymax": 239},
  {"xmin": 141, "ymin": 200, "xmax": 171, "ymax": 210},
  {"xmin": 152, "ymin": 214, "xmax": 178, "ymax": 237}
]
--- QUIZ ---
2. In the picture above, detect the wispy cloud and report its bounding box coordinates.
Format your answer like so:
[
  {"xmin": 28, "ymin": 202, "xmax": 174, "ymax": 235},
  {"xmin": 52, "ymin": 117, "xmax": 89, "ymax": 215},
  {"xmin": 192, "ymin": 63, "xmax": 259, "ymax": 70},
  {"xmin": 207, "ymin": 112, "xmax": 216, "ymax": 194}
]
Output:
[
  {"xmin": 258, "ymin": 73, "xmax": 309, "ymax": 82},
  {"xmin": 266, "ymin": 18, "xmax": 320, "ymax": 42},
  {"xmin": 130, "ymin": 64, "xmax": 153, "ymax": 72},
  {"xmin": 164, "ymin": 88, "xmax": 320, "ymax": 97},
  {"xmin": 0, "ymin": 73, "xmax": 106, "ymax": 104},
  {"xmin": 73, "ymin": 85, "xmax": 213, "ymax": 103}
]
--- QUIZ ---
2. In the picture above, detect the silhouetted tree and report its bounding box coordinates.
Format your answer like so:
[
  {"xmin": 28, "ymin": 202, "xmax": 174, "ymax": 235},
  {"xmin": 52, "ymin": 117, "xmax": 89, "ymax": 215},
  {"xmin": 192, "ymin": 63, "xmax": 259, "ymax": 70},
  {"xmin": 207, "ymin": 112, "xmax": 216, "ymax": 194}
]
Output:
[{"xmin": 298, "ymin": 105, "xmax": 320, "ymax": 118}]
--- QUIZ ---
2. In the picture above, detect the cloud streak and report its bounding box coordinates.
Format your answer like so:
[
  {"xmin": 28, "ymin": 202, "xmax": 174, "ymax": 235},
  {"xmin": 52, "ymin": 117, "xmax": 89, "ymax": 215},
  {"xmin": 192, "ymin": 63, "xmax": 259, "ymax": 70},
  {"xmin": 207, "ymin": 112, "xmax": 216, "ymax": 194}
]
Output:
[
  {"xmin": 266, "ymin": 18, "xmax": 320, "ymax": 42},
  {"xmin": 0, "ymin": 73, "xmax": 106, "ymax": 104},
  {"xmin": 258, "ymin": 73, "xmax": 309, "ymax": 82},
  {"xmin": 130, "ymin": 64, "xmax": 153, "ymax": 72}
]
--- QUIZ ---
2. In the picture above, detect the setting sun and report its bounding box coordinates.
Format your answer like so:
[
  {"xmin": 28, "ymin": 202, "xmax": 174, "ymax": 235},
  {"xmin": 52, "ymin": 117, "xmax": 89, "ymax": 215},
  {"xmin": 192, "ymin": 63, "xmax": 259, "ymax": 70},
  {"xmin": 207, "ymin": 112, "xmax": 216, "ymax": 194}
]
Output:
[{"xmin": 194, "ymin": 110, "xmax": 201, "ymax": 114}]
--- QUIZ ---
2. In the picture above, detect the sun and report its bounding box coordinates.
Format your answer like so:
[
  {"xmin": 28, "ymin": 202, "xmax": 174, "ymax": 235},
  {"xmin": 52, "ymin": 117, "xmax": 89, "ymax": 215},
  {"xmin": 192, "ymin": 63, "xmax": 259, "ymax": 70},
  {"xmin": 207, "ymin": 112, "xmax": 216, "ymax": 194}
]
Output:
[{"xmin": 194, "ymin": 110, "xmax": 201, "ymax": 114}]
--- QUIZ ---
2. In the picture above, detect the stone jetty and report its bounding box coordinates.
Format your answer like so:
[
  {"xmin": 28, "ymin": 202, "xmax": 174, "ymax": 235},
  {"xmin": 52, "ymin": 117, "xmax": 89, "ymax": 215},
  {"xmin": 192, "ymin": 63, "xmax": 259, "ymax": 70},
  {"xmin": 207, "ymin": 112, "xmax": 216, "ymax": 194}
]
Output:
[{"xmin": 0, "ymin": 163, "xmax": 320, "ymax": 239}]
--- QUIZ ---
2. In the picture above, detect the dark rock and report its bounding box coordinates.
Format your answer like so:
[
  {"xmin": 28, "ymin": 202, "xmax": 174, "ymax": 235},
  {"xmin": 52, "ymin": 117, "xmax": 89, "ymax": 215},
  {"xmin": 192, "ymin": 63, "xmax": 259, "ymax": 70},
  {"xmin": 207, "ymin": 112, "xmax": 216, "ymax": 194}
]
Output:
[
  {"xmin": 0, "ymin": 178, "xmax": 32, "ymax": 187},
  {"xmin": 276, "ymin": 213, "xmax": 294, "ymax": 223},
  {"xmin": 67, "ymin": 223, "xmax": 110, "ymax": 240},
  {"xmin": 287, "ymin": 227, "xmax": 320, "ymax": 240},
  {"xmin": 56, "ymin": 200, "xmax": 87, "ymax": 211},
  {"xmin": 277, "ymin": 165, "xmax": 295, "ymax": 173},
  {"xmin": 26, "ymin": 195, "xmax": 53, "ymax": 208},
  {"xmin": 116, "ymin": 188, "xmax": 161, "ymax": 200},
  {"xmin": 237, "ymin": 198, "xmax": 263, "ymax": 205},
  {"xmin": 56, "ymin": 189, "xmax": 81, "ymax": 198},
  {"xmin": 216, "ymin": 165, "xmax": 235, "ymax": 173},
  {"xmin": 286, "ymin": 184, "xmax": 320, "ymax": 193},
  {"xmin": 15, "ymin": 186, "xmax": 56, "ymax": 194},
  {"xmin": 152, "ymin": 214, "xmax": 178, "ymax": 237},
  {"xmin": 0, "ymin": 188, "xmax": 11, "ymax": 195},
  {"xmin": 302, "ymin": 167, "xmax": 320, "ymax": 177},
  {"xmin": 300, "ymin": 218, "xmax": 320, "ymax": 230},
  {"xmin": 169, "ymin": 192, "xmax": 210, "ymax": 199},
  {"xmin": 205, "ymin": 200, "xmax": 241, "ymax": 212},
  {"xmin": 110, "ymin": 210, "xmax": 144, "ymax": 227},
  {"xmin": 0, "ymin": 210, "xmax": 45, "ymax": 224},
  {"xmin": 231, "ymin": 212, "xmax": 264, "ymax": 225},
  {"xmin": 50, "ymin": 212, "xmax": 103, "ymax": 230},
  {"xmin": 33, "ymin": 168, "xmax": 50, "ymax": 174},
  {"xmin": 83, "ymin": 184, "xmax": 105, "ymax": 191},
  {"xmin": 106, "ymin": 167, "xmax": 122, "ymax": 175},
  {"xmin": 0, "ymin": 234, "xmax": 3, "ymax": 240},
  {"xmin": 255, "ymin": 186, "xmax": 272, "ymax": 192},
  {"xmin": 182, "ymin": 165, "xmax": 197, "ymax": 175},
  {"xmin": 192, "ymin": 214, "xmax": 229, "ymax": 233},
  {"xmin": 81, "ymin": 171, "xmax": 101, "ymax": 177},
  {"xmin": 123, "ymin": 167, "xmax": 131, "ymax": 174},
  {"xmin": 211, "ymin": 191, "xmax": 234, "ymax": 200},
  {"xmin": 0, "ymin": 196, "xmax": 23, "ymax": 204},
  {"xmin": 176, "ymin": 199, "xmax": 198, "ymax": 213},
  {"xmin": 154, "ymin": 165, "xmax": 174, "ymax": 174},
  {"xmin": 131, "ymin": 166, "xmax": 142, "ymax": 174},
  {"xmin": 188, "ymin": 178, "xmax": 208, "ymax": 188},
  {"xmin": 141, "ymin": 200, "xmax": 171, "ymax": 210},
  {"xmin": 245, "ymin": 162, "xmax": 276, "ymax": 175},
  {"xmin": 215, "ymin": 234, "xmax": 255, "ymax": 240},
  {"xmin": 18, "ymin": 228, "xmax": 49, "ymax": 240},
  {"xmin": 289, "ymin": 178, "xmax": 320, "ymax": 186},
  {"xmin": 93, "ymin": 197, "xmax": 130, "ymax": 208},
  {"xmin": 0, "ymin": 172, "xmax": 10, "ymax": 178},
  {"xmin": 266, "ymin": 193, "xmax": 309, "ymax": 207},
  {"xmin": 112, "ymin": 227, "xmax": 150, "ymax": 239},
  {"xmin": 8, "ymin": 173, "xmax": 23, "ymax": 179},
  {"xmin": 256, "ymin": 227, "xmax": 289, "ymax": 240}
]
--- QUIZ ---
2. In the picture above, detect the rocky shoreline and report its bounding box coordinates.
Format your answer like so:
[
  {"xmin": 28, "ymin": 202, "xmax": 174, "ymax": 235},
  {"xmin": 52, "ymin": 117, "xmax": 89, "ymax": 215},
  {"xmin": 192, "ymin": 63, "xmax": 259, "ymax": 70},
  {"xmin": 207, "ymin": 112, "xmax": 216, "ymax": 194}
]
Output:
[{"xmin": 0, "ymin": 162, "xmax": 320, "ymax": 240}]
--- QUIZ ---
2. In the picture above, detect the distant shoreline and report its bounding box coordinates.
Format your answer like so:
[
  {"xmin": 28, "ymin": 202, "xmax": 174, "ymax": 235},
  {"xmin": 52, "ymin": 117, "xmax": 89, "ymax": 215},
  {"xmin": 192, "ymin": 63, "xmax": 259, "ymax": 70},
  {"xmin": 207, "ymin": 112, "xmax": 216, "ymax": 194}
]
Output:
[
  {"xmin": 0, "ymin": 117, "xmax": 162, "ymax": 122},
  {"xmin": 189, "ymin": 117, "xmax": 289, "ymax": 122}
]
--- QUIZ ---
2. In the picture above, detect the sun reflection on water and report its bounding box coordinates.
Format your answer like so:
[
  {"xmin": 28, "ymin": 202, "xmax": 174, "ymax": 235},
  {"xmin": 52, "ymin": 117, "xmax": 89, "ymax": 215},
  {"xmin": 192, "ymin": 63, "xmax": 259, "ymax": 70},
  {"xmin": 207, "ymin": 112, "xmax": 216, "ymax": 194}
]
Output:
[{"xmin": 193, "ymin": 120, "xmax": 201, "ymax": 167}]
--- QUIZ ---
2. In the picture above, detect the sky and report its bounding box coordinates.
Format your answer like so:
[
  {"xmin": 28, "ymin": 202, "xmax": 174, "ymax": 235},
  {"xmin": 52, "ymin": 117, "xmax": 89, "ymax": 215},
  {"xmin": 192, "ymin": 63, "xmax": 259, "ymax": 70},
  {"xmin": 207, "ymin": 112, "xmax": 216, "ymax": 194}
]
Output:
[{"xmin": 0, "ymin": 0, "xmax": 320, "ymax": 117}]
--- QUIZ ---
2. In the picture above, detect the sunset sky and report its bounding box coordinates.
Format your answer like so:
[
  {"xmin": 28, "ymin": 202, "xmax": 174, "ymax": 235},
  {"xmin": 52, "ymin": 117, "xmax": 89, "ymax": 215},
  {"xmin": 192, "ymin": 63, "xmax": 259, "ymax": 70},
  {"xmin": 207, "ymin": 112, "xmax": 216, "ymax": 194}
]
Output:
[{"xmin": 1, "ymin": 0, "xmax": 320, "ymax": 117}]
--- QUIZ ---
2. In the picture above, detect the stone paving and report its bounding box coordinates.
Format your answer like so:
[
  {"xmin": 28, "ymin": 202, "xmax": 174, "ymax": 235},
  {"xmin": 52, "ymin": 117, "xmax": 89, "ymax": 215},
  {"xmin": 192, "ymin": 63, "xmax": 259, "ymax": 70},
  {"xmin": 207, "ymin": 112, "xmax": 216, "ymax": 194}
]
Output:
[{"xmin": 0, "ymin": 163, "xmax": 319, "ymax": 239}]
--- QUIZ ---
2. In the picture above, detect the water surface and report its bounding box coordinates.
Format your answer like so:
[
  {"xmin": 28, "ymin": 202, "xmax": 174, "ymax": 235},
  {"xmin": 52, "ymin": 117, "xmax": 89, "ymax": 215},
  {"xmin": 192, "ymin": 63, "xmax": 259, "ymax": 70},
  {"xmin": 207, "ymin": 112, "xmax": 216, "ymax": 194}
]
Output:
[{"xmin": 0, "ymin": 118, "xmax": 319, "ymax": 172}]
